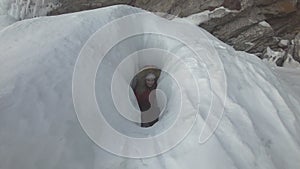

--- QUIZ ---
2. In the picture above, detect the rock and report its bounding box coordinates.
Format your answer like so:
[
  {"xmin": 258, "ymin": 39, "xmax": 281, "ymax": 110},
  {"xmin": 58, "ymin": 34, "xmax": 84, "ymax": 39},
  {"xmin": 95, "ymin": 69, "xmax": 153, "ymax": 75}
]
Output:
[
  {"xmin": 49, "ymin": 0, "xmax": 132, "ymax": 15},
  {"xmin": 294, "ymin": 33, "xmax": 300, "ymax": 62},
  {"xmin": 267, "ymin": 8, "xmax": 300, "ymax": 38},
  {"xmin": 275, "ymin": 57, "xmax": 285, "ymax": 66},
  {"xmin": 258, "ymin": 0, "xmax": 297, "ymax": 16},
  {"xmin": 199, "ymin": 8, "xmax": 240, "ymax": 32},
  {"xmin": 197, "ymin": 0, "xmax": 298, "ymax": 55},
  {"xmin": 50, "ymin": 0, "xmax": 223, "ymax": 16},
  {"xmin": 262, "ymin": 34, "xmax": 300, "ymax": 67},
  {"xmin": 278, "ymin": 39, "xmax": 289, "ymax": 48},
  {"xmin": 281, "ymin": 44, "xmax": 300, "ymax": 68},
  {"xmin": 254, "ymin": 0, "xmax": 278, "ymax": 6},
  {"xmin": 228, "ymin": 21, "xmax": 274, "ymax": 52},
  {"xmin": 133, "ymin": 0, "xmax": 178, "ymax": 14},
  {"xmin": 221, "ymin": 0, "xmax": 242, "ymax": 10},
  {"xmin": 212, "ymin": 9, "xmax": 266, "ymax": 40},
  {"xmin": 47, "ymin": 0, "xmax": 300, "ymax": 66},
  {"xmin": 262, "ymin": 47, "xmax": 286, "ymax": 66}
]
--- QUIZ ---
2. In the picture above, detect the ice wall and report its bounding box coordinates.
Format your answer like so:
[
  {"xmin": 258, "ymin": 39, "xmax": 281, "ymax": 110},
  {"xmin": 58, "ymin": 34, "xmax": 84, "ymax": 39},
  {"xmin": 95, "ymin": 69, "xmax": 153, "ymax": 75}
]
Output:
[{"xmin": 0, "ymin": 5, "xmax": 299, "ymax": 169}]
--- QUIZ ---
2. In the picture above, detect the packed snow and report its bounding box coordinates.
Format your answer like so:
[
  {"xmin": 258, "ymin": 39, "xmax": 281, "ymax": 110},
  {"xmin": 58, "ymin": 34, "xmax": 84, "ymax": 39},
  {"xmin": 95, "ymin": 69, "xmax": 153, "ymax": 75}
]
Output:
[
  {"xmin": 275, "ymin": 67, "xmax": 300, "ymax": 100},
  {"xmin": 0, "ymin": 15, "xmax": 16, "ymax": 31},
  {"xmin": 0, "ymin": 5, "xmax": 299, "ymax": 169}
]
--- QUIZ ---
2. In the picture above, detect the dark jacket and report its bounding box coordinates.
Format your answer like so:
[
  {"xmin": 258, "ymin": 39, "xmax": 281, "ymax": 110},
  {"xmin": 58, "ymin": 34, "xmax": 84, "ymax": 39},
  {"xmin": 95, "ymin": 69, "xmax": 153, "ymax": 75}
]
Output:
[
  {"xmin": 134, "ymin": 83, "xmax": 159, "ymax": 127},
  {"xmin": 134, "ymin": 83, "xmax": 157, "ymax": 112}
]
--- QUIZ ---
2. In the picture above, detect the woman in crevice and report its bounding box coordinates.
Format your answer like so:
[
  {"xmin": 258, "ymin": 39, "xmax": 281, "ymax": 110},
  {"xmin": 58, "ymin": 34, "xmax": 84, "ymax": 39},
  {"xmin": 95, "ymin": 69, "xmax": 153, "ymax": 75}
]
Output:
[{"xmin": 133, "ymin": 71, "xmax": 160, "ymax": 127}]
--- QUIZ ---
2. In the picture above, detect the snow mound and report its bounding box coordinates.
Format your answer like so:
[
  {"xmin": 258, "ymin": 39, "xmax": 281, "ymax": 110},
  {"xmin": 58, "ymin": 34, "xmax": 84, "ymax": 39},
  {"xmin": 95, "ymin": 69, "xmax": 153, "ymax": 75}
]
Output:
[
  {"xmin": 0, "ymin": 15, "xmax": 16, "ymax": 31},
  {"xmin": 0, "ymin": 5, "xmax": 299, "ymax": 169}
]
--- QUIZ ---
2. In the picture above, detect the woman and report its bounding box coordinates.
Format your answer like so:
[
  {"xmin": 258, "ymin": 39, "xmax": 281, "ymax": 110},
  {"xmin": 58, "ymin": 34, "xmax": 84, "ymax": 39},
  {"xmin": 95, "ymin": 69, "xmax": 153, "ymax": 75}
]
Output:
[{"xmin": 134, "ymin": 72, "xmax": 160, "ymax": 127}]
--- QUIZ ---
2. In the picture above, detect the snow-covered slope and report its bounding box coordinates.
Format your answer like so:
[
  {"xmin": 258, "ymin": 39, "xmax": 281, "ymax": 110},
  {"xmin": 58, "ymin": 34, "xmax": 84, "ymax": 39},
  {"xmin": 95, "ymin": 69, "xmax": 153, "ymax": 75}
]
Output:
[
  {"xmin": 275, "ymin": 67, "xmax": 300, "ymax": 100},
  {"xmin": 0, "ymin": 15, "xmax": 16, "ymax": 31},
  {"xmin": 0, "ymin": 5, "xmax": 299, "ymax": 169}
]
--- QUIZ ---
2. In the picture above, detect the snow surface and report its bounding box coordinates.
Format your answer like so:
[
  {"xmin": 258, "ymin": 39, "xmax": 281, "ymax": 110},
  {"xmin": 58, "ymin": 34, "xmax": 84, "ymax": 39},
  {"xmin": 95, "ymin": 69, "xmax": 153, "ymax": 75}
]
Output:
[
  {"xmin": 258, "ymin": 21, "xmax": 271, "ymax": 28},
  {"xmin": 0, "ymin": 15, "xmax": 16, "ymax": 31},
  {"xmin": 275, "ymin": 67, "xmax": 300, "ymax": 100},
  {"xmin": 0, "ymin": 5, "xmax": 300, "ymax": 169}
]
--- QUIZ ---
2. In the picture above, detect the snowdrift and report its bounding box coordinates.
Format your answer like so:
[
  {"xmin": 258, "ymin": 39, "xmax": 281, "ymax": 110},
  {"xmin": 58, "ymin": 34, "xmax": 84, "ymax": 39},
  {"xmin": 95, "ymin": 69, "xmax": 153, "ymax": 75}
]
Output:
[
  {"xmin": 0, "ymin": 15, "xmax": 15, "ymax": 31},
  {"xmin": 0, "ymin": 5, "xmax": 300, "ymax": 169}
]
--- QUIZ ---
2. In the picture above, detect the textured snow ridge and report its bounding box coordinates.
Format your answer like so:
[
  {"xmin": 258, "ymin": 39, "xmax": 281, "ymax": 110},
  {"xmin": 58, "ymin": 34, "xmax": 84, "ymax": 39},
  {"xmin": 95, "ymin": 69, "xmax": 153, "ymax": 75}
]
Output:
[{"xmin": 0, "ymin": 5, "xmax": 299, "ymax": 169}]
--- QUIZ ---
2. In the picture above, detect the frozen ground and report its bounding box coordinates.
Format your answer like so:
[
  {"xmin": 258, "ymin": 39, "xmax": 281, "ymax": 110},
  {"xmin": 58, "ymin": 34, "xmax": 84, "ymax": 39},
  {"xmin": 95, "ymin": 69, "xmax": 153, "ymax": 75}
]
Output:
[{"xmin": 0, "ymin": 5, "xmax": 299, "ymax": 169}]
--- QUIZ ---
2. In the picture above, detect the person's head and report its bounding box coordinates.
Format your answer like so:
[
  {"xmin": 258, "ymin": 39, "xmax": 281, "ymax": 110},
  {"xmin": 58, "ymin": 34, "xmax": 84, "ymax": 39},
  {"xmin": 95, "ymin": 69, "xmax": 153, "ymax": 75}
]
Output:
[{"xmin": 145, "ymin": 73, "xmax": 156, "ymax": 88}]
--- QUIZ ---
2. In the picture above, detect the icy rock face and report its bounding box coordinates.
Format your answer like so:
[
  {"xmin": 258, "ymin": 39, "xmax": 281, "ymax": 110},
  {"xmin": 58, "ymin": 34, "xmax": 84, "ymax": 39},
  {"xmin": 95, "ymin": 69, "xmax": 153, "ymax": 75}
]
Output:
[
  {"xmin": 48, "ymin": 0, "xmax": 300, "ymax": 65},
  {"xmin": 200, "ymin": 0, "xmax": 298, "ymax": 51},
  {"xmin": 262, "ymin": 33, "xmax": 300, "ymax": 67},
  {"xmin": 198, "ymin": 0, "xmax": 300, "ymax": 65},
  {"xmin": 278, "ymin": 39, "xmax": 289, "ymax": 48},
  {"xmin": 1, "ymin": 0, "xmax": 60, "ymax": 20},
  {"xmin": 0, "ymin": 5, "xmax": 300, "ymax": 169},
  {"xmin": 48, "ymin": 0, "xmax": 132, "ymax": 15},
  {"xmin": 294, "ymin": 33, "xmax": 300, "ymax": 62},
  {"xmin": 227, "ymin": 21, "xmax": 274, "ymax": 52},
  {"xmin": 262, "ymin": 46, "xmax": 300, "ymax": 68}
]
